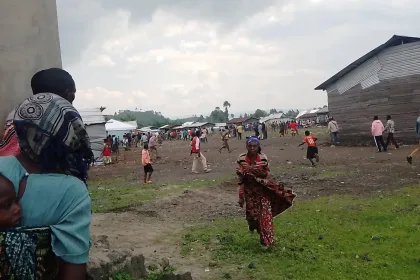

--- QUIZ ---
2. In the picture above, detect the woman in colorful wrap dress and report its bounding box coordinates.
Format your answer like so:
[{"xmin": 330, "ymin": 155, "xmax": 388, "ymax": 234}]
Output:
[
  {"xmin": 0, "ymin": 93, "xmax": 92, "ymax": 279},
  {"xmin": 237, "ymin": 137, "xmax": 296, "ymax": 247}
]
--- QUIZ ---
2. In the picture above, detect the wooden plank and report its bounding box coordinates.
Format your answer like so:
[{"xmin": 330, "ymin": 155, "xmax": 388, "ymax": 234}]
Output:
[{"xmin": 327, "ymin": 73, "xmax": 420, "ymax": 144}]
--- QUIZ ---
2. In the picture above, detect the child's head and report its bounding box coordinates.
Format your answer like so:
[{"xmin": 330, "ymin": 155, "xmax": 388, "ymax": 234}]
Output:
[
  {"xmin": 143, "ymin": 143, "xmax": 149, "ymax": 150},
  {"xmin": 373, "ymin": 116, "xmax": 379, "ymax": 120},
  {"xmin": 305, "ymin": 130, "xmax": 310, "ymax": 136},
  {"xmin": 0, "ymin": 175, "xmax": 22, "ymax": 227}
]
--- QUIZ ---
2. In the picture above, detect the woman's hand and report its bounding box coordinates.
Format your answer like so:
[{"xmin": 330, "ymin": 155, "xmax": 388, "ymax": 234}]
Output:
[{"xmin": 238, "ymin": 198, "xmax": 244, "ymax": 208}]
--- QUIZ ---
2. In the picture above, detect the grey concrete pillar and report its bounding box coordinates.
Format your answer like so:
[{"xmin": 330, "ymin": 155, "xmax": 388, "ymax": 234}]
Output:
[{"xmin": 0, "ymin": 0, "xmax": 62, "ymax": 134}]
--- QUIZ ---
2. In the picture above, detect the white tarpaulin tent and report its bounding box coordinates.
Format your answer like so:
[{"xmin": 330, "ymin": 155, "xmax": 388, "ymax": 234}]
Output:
[
  {"xmin": 78, "ymin": 108, "xmax": 107, "ymax": 159},
  {"xmin": 106, "ymin": 119, "xmax": 137, "ymax": 139}
]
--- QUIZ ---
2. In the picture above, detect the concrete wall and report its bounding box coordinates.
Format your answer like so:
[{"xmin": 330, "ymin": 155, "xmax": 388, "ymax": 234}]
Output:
[{"xmin": 0, "ymin": 0, "xmax": 62, "ymax": 134}]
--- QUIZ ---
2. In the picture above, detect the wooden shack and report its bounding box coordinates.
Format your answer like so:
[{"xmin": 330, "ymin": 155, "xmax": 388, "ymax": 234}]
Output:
[{"xmin": 315, "ymin": 35, "xmax": 420, "ymax": 144}]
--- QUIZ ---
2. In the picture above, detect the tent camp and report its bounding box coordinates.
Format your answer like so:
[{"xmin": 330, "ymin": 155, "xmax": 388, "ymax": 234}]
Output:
[
  {"xmin": 78, "ymin": 108, "xmax": 107, "ymax": 159},
  {"xmin": 106, "ymin": 119, "xmax": 137, "ymax": 139},
  {"xmin": 123, "ymin": 121, "xmax": 138, "ymax": 129}
]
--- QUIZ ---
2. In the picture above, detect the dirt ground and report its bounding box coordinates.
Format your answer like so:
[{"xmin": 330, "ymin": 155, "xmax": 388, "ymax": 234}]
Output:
[{"xmin": 89, "ymin": 130, "xmax": 420, "ymax": 278}]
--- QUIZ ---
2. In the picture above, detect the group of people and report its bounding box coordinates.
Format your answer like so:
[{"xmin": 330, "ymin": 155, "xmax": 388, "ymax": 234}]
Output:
[
  {"xmin": 167, "ymin": 127, "xmax": 210, "ymax": 142},
  {"xmin": 0, "ymin": 68, "xmax": 92, "ymax": 279},
  {"xmin": 371, "ymin": 115, "xmax": 400, "ymax": 152}
]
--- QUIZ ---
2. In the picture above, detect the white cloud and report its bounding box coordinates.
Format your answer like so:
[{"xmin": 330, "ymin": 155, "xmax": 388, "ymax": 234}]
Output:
[
  {"xmin": 88, "ymin": 54, "xmax": 116, "ymax": 67},
  {"xmin": 57, "ymin": 0, "xmax": 420, "ymax": 118}
]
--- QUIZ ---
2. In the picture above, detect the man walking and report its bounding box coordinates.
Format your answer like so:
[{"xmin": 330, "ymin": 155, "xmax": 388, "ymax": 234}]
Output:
[
  {"xmin": 258, "ymin": 123, "xmax": 263, "ymax": 140},
  {"xmin": 327, "ymin": 117, "xmax": 339, "ymax": 147},
  {"xmin": 407, "ymin": 111, "xmax": 420, "ymax": 164},
  {"xmin": 372, "ymin": 116, "xmax": 386, "ymax": 152},
  {"xmin": 384, "ymin": 115, "xmax": 399, "ymax": 149},
  {"xmin": 191, "ymin": 131, "xmax": 211, "ymax": 174},
  {"xmin": 149, "ymin": 133, "xmax": 160, "ymax": 159},
  {"xmin": 219, "ymin": 126, "xmax": 231, "ymax": 153},
  {"xmin": 237, "ymin": 123, "xmax": 243, "ymax": 140}
]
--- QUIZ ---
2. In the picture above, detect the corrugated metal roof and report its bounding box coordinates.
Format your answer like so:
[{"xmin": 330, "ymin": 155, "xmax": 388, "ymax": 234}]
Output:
[
  {"xmin": 315, "ymin": 35, "xmax": 420, "ymax": 90},
  {"xmin": 182, "ymin": 121, "xmax": 195, "ymax": 127},
  {"xmin": 140, "ymin": 126, "xmax": 159, "ymax": 131},
  {"xmin": 259, "ymin": 113, "xmax": 284, "ymax": 123},
  {"xmin": 227, "ymin": 117, "xmax": 258, "ymax": 124},
  {"xmin": 189, "ymin": 122, "xmax": 215, "ymax": 128},
  {"xmin": 316, "ymin": 106, "xmax": 329, "ymax": 114},
  {"xmin": 296, "ymin": 110, "xmax": 309, "ymax": 119},
  {"xmin": 78, "ymin": 108, "xmax": 106, "ymax": 125}
]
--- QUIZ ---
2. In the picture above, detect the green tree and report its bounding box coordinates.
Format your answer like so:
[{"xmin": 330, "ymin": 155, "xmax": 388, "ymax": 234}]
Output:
[
  {"xmin": 283, "ymin": 109, "xmax": 299, "ymax": 118},
  {"xmin": 223, "ymin": 101, "xmax": 231, "ymax": 122},
  {"xmin": 269, "ymin": 108, "xmax": 278, "ymax": 114},
  {"xmin": 253, "ymin": 109, "xmax": 268, "ymax": 118},
  {"xmin": 210, "ymin": 107, "xmax": 225, "ymax": 123},
  {"xmin": 120, "ymin": 114, "xmax": 137, "ymax": 122},
  {"xmin": 197, "ymin": 115, "xmax": 205, "ymax": 122}
]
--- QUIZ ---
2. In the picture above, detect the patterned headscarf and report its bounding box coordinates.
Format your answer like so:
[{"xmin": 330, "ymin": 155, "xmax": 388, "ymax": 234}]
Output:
[
  {"xmin": 246, "ymin": 136, "xmax": 260, "ymax": 146},
  {"xmin": 13, "ymin": 93, "xmax": 92, "ymax": 182},
  {"xmin": 246, "ymin": 136, "xmax": 261, "ymax": 154}
]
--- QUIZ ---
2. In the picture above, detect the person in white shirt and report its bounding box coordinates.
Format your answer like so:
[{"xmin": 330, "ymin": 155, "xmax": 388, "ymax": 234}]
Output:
[
  {"xmin": 327, "ymin": 118, "xmax": 339, "ymax": 147},
  {"xmin": 384, "ymin": 115, "xmax": 399, "ymax": 149},
  {"xmin": 191, "ymin": 130, "xmax": 211, "ymax": 174},
  {"xmin": 141, "ymin": 134, "xmax": 148, "ymax": 147},
  {"xmin": 148, "ymin": 133, "xmax": 160, "ymax": 159}
]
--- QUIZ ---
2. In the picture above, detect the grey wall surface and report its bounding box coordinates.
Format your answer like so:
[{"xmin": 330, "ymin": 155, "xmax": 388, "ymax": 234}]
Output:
[
  {"xmin": 326, "ymin": 41, "xmax": 420, "ymax": 95},
  {"xmin": 0, "ymin": 0, "xmax": 62, "ymax": 134},
  {"xmin": 325, "ymin": 41, "xmax": 420, "ymax": 144}
]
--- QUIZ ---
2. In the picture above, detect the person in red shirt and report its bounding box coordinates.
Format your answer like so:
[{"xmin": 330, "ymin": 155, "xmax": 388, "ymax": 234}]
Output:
[
  {"xmin": 289, "ymin": 120, "xmax": 298, "ymax": 136},
  {"xmin": 102, "ymin": 139, "xmax": 112, "ymax": 165},
  {"xmin": 298, "ymin": 130, "xmax": 319, "ymax": 166},
  {"xmin": 191, "ymin": 131, "xmax": 211, "ymax": 174}
]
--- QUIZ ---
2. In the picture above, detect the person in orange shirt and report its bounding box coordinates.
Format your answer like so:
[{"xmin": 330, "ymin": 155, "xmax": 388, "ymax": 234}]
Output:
[
  {"xmin": 298, "ymin": 130, "xmax": 320, "ymax": 166},
  {"xmin": 142, "ymin": 143, "xmax": 154, "ymax": 184}
]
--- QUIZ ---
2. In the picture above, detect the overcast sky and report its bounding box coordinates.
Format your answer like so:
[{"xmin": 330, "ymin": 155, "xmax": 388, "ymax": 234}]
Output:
[{"xmin": 57, "ymin": 0, "xmax": 419, "ymax": 118}]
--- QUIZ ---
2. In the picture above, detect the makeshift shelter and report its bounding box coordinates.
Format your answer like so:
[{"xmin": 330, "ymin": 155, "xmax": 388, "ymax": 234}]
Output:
[
  {"xmin": 105, "ymin": 119, "xmax": 137, "ymax": 139},
  {"xmin": 123, "ymin": 121, "xmax": 138, "ymax": 129},
  {"xmin": 316, "ymin": 106, "xmax": 329, "ymax": 124},
  {"xmin": 78, "ymin": 108, "xmax": 107, "ymax": 159},
  {"xmin": 139, "ymin": 126, "xmax": 159, "ymax": 132},
  {"xmin": 259, "ymin": 113, "xmax": 284, "ymax": 123},
  {"xmin": 228, "ymin": 117, "xmax": 259, "ymax": 125},
  {"xmin": 315, "ymin": 35, "xmax": 420, "ymax": 143}
]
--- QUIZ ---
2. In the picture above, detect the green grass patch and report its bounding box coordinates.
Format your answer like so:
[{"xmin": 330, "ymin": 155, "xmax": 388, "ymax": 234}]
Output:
[
  {"xmin": 112, "ymin": 271, "xmax": 134, "ymax": 280},
  {"xmin": 181, "ymin": 186, "xmax": 420, "ymax": 280},
  {"xmin": 89, "ymin": 176, "xmax": 234, "ymax": 213},
  {"xmin": 145, "ymin": 265, "xmax": 177, "ymax": 280}
]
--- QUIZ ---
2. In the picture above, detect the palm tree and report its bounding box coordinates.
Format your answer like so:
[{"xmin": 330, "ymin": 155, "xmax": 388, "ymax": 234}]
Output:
[
  {"xmin": 223, "ymin": 101, "xmax": 231, "ymax": 109},
  {"xmin": 223, "ymin": 101, "xmax": 231, "ymax": 121}
]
